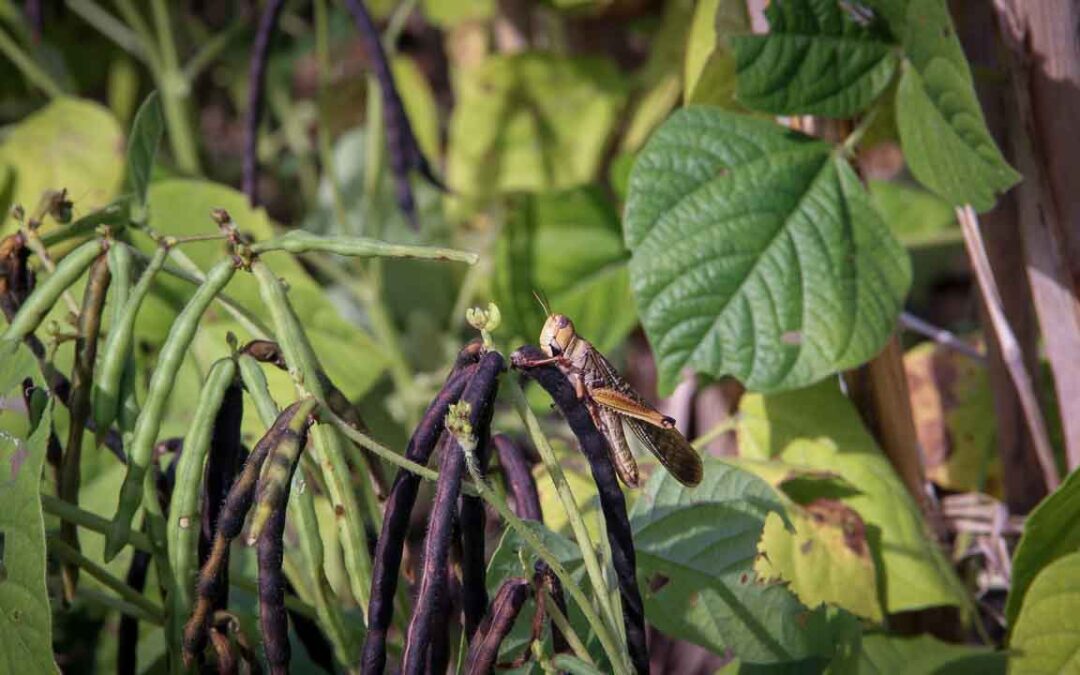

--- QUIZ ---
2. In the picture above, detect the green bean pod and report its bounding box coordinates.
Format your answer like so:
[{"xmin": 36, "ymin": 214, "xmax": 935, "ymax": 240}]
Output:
[
  {"xmin": 104, "ymin": 243, "xmax": 141, "ymax": 438},
  {"xmin": 252, "ymin": 260, "xmax": 373, "ymax": 609},
  {"xmin": 249, "ymin": 230, "xmax": 478, "ymax": 264},
  {"xmin": 105, "ymin": 257, "xmax": 237, "ymax": 561},
  {"xmin": 92, "ymin": 245, "xmax": 170, "ymax": 440},
  {"xmin": 167, "ymin": 356, "xmax": 237, "ymax": 614},
  {"xmin": 1, "ymin": 238, "xmax": 104, "ymax": 342}
]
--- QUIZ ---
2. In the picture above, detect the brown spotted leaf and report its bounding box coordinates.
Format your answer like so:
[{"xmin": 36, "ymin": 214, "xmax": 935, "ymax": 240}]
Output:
[{"xmin": 755, "ymin": 499, "xmax": 882, "ymax": 622}]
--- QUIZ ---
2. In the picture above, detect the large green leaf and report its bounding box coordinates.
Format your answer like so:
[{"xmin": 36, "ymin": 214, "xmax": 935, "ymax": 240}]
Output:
[
  {"xmin": 855, "ymin": 633, "xmax": 1005, "ymax": 674},
  {"xmin": 736, "ymin": 382, "xmax": 966, "ymax": 614},
  {"xmin": 1009, "ymin": 551, "xmax": 1080, "ymax": 674},
  {"xmin": 0, "ymin": 406, "xmax": 59, "ymax": 674},
  {"xmin": 494, "ymin": 187, "xmax": 636, "ymax": 353},
  {"xmin": 1006, "ymin": 467, "xmax": 1080, "ymax": 626},
  {"xmin": 126, "ymin": 91, "xmax": 164, "ymax": 209},
  {"xmin": 731, "ymin": 0, "xmax": 899, "ymax": 117},
  {"xmin": 892, "ymin": 0, "xmax": 1018, "ymax": 211},
  {"xmin": 0, "ymin": 98, "xmax": 124, "ymax": 232},
  {"xmin": 447, "ymin": 53, "xmax": 628, "ymax": 199},
  {"xmin": 630, "ymin": 458, "xmax": 842, "ymax": 664},
  {"xmin": 623, "ymin": 107, "xmax": 911, "ymax": 394}
]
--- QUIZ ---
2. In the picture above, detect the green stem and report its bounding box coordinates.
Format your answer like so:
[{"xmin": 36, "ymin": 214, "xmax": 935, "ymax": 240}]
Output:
[
  {"xmin": 0, "ymin": 26, "xmax": 63, "ymax": 98},
  {"xmin": 79, "ymin": 587, "xmax": 164, "ymax": 625},
  {"xmin": 113, "ymin": 0, "xmax": 162, "ymax": 72},
  {"xmin": 313, "ymin": 0, "xmax": 349, "ymax": 231},
  {"xmin": 542, "ymin": 589, "xmax": 595, "ymax": 666},
  {"xmin": 148, "ymin": 0, "xmax": 200, "ymax": 174},
  {"xmin": 508, "ymin": 381, "xmax": 628, "ymax": 666},
  {"xmin": 691, "ymin": 417, "xmax": 739, "ymax": 450},
  {"xmin": 65, "ymin": 0, "xmax": 147, "ymax": 65},
  {"xmin": 47, "ymin": 535, "xmax": 165, "ymax": 623},
  {"xmin": 41, "ymin": 494, "xmax": 153, "ymax": 553}
]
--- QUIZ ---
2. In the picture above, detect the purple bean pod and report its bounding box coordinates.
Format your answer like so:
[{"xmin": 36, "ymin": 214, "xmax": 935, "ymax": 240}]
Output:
[
  {"xmin": 458, "ymin": 381, "xmax": 497, "ymax": 641},
  {"xmin": 360, "ymin": 342, "xmax": 482, "ymax": 674},
  {"xmin": 511, "ymin": 345, "xmax": 649, "ymax": 675},
  {"xmin": 242, "ymin": 0, "xmax": 287, "ymax": 205},
  {"xmin": 199, "ymin": 382, "xmax": 245, "ymax": 613},
  {"xmin": 399, "ymin": 351, "xmax": 504, "ymax": 675},
  {"xmin": 463, "ymin": 577, "xmax": 531, "ymax": 675}
]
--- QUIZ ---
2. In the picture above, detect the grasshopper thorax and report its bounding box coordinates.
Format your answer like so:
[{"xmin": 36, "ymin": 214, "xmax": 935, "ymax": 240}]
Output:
[{"xmin": 540, "ymin": 313, "xmax": 577, "ymax": 357}]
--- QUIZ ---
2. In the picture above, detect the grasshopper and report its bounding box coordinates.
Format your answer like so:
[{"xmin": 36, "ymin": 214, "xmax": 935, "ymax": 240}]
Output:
[{"xmin": 520, "ymin": 310, "xmax": 703, "ymax": 488}]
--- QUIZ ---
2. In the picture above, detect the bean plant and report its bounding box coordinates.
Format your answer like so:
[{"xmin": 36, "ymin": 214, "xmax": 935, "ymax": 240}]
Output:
[{"xmin": 1, "ymin": 1, "xmax": 1077, "ymax": 674}]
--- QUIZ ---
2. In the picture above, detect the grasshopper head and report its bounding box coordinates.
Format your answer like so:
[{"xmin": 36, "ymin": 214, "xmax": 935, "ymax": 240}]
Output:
[{"xmin": 540, "ymin": 314, "xmax": 577, "ymax": 357}]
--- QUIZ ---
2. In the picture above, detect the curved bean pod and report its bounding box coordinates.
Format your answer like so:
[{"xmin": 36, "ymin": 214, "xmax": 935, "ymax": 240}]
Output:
[
  {"xmin": 248, "ymin": 398, "xmax": 309, "ymax": 543},
  {"xmin": 1, "ymin": 237, "xmax": 103, "ymax": 342},
  {"xmin": 167, "ymin": 357, "xmax": 238, "ymax": 614},
  {"xmin": 105, "ymin": 257, "xmax": 237, "ymax": 561},
  {"xmin": 59, "ymin": 252, "xmax": 111, "ymax": 601},
  {"xmin": 92, "ymin": 244, "xmax": 170, "ymax": 438},
  {"xmin": 463, "ymin": 577, "xmax": 531, "ymax": 675},
  {"xmin": 182, "ymin": 398, "xmax": 312, "ymax": 667},
  {"xmin": 106, "ymin": 242, "xmax": 142, "ymax": 436}
]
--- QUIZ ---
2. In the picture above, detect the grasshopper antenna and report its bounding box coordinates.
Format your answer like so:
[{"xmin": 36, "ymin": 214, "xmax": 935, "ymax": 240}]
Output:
[{"xmin": 532, "ymin": 290, "xmax": 552, "ymax": 318}]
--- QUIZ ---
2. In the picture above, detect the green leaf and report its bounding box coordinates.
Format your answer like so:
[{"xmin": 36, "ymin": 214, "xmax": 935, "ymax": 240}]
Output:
[
  {"xmin": 420, "ymin": 0, "xmax": 493, "ymax": 26},
  {"xmin": 868, "ymin": 179, "xmax": 957, "ymax": 245},
  {"xmin": 1009, "ymin": 551, "xmax": 1080, "ymax": 674},
  {"xmin": 552, "ymin": 655, "xmax": 607, "ymax": 675},
  {"xmin": 1006, "ymin": 467, "xmax": 1080, "ymax": 626},
  {"xmin": 855, "ymin": 633, "xmax": 1005, "ymax": 674},
  {"xmin": 0, "ymin": 405, "xmax": 60, "ymax": 674},
  {"xmin": 390, "ymin": 57, "xmax": 441, "ymax": 165},
  {"xmin": 0, "ymin": 98, "xmax": 125, "ymax": 232},
  {"xmin": 892, "ymin": 0, "xmax": 1018, "ymax": 211},
  {"xmin": 0, "ymin": 340, "xmax": 37, "ymax": 399},
  {"xmin": 755, "ymin": 501, "xmax": 882, "ymax": 622},
  {"xmin": 737, "ymin": 381, "xmax": 967, "ymax": 614},
  {"xmin": 126, "ymin": 91, "xmax": 164, "ymax": 208},
  {"xmin": 731, "ymin": 0, "xmax": 899, "ymax": 117},
  {"xmin": 624, "ymin": 107, "xmax": 911, "ymax": 394},
  {"xmin": 630, "ymin": 458, "xmax": 841, "ymax": 664},
  {"xmin": 446, "ymin": 53, "xmax": 628, "ymax": 199},
  {"xmin": 494, "ymin": 187, "xmax": 636, "ymax": 353},
  {"xmin": 684, "ymin": 0, "xmax": 750, "ymax": 107}
]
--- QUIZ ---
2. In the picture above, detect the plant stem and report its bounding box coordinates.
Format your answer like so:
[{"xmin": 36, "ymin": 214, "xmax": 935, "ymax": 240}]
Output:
[
  {"xmin": 79, "ymin": 587, "xmax": 164, "ymax": 625},
  {"xmin": 148, "ymin": 0, "xmax": 200, "ymax": 174},
  {"xmin": 0, "ymin": 26, "xmax": 64, "ymax": 98},
  {"xmin": 508, "ymin": 381, "xmax": 626, "ymax": 661},
  {"xmin": 313, "ymin": 0, "xmax": 349, "ymax": 230},
  {"xmin": 48, "ymin": 535, "xmax": 166, "ymax": 622},
  {"xmin": 542, "ymin": 588, "xmax": 594, "ymax": 666},
  {"xmin": 65, "ymin": 0, "xmax": 147, "ymax": 65},
  {"xmin": 691, "ymin": 418, "xmax": 739, "ymax": 450},
  {"xmin": 41, "ymin": 494, "xmax": 153, "ymax": 553}
]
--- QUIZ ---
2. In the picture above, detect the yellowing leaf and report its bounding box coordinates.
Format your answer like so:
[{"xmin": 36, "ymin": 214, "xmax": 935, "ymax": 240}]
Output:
[
  {"xmin": 756, "ymin": 501, "xmax": 882, "ymax": 622},
  {"xmin": 737, "ymin": 381, "xmax": 967, "ymax": 614},
  {"xmin": 904, "ymin": 341, "xmax": 1000, "ymax": 495},
  {"xmin": 0, "ymin": 98, "xmax": 124, "ymax": 233}
]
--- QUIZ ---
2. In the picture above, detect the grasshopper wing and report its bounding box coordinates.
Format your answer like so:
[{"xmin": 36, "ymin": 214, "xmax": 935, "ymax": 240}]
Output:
[{"xmin": 623, "ymin": 417, "xmax": 703, "ymax": 487}]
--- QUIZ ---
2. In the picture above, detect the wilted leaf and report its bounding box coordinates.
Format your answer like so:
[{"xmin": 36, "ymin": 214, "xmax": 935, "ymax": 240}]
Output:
[
  {"xmin": 1009, "ymin": 551, "xmax": 1080, "ymax": 674},
  {"xmin": 0, "ymin": 406, "xmax": 59, "ymax": 674},
  {"xmin": 1006, "ymin": 466, "xmax": 1080, "ymax": 626},
  {"xmin": 755, "ymin": 500, "xmax": 882, "ymax": 622},
  {"xmin": 447, "ymin": 53, "xmax": 628, "ymax": 198},
  {"xmin": 630, "ymin": 458, "xmax": 842, "ymax": 664},
  {"xmin": 856, "ymin": 633, "xmax": 1005, "ymax": 674},
  {"xmin": 494, "ymin": 187, "xmax": 635, "ymax": 353},
  {"xmin": 731, "ymin": 0, "xmax": 899, "ymax": 117},
  {"xmin": 891, "ymin": 0, "xmax": 1018, "ymax": 211},
  {"xmin": 904, "ymin": 341, "xmax": 999, "ymax": 495},
  {"xmin": 737, "ymin": 381, "xmax": 967, "ymax": 614},
  {"xmin": 624, "ymin": 107, "xmax": 911, "ymax": 394},
  {"xmin": 0, "ymin": 98, "xmax": 124, "ymax": 232}
]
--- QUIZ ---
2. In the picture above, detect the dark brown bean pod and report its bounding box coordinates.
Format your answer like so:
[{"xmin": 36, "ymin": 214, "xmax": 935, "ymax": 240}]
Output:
[
  {"xmin": 400, "ymin": 350, "xmax": 504, "ymax": 675},
  {"xmin": 511, "ymin": 345, "xmax": 649, "ymax": 675},
  {"xmin": 463, "ymin": 577, "xmax": 530, "ymax": 675},
  {"xmin": 59, "ymin": 252, "xmax": 111, "ymax": 601},
  {"xmin": 209, "ymin": 626, "xmax": 238, "ymax": 675},
  {"xmin": 341, "ymin": 0, "xmax": 445, "ymax": 229},
  {"xmin": 360, "ymin": 342, "xmax": 482, "ymax": 675},
  {"xmin": 458, "ymin": 388, "xmax": 497, "ymax": 641},
  {"xmin": 424, "ymin": 566, "xmax": 455, "ymax": 675},
  {"xmin": 182, "ymin": 400, "xmax": 307, "ymax": 667},
  {"xmin": 242, "ymin": 0, "xmax": 286, "ymax": 205},
  {"xmin": 491, "ymin": 434, "xmax": 570, "ymax": 656},
  {"xmin": 493, "ymin": 435, "xmax": 542, "ymax": 522},
  {"xmin": 285, "ymin": 578, "xmax": 336, "ymax": 675},
  {"xmin": 242, "ymin": 338, "xmax": 389, "ymax": 498},
  {"xmin": 199, "ymin": 382, "xmax": 245, "ymax": 612},
  {"xmin": 257, "ymin": 499, "xmax": 290, "ymax": 675}
]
